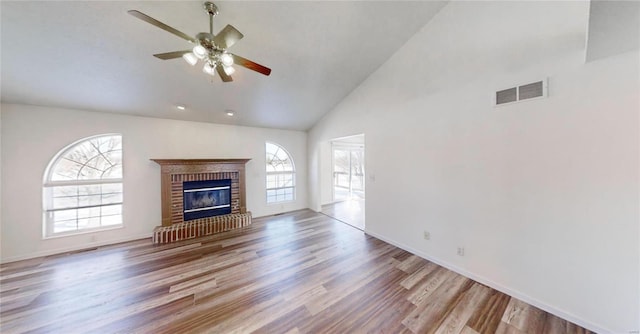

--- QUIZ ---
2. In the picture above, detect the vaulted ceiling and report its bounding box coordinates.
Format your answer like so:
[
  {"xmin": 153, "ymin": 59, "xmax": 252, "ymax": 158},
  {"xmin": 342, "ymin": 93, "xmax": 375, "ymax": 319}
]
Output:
[{"xmin": 1, "ymin": 1, "xmax": 448, "ymax": 130}]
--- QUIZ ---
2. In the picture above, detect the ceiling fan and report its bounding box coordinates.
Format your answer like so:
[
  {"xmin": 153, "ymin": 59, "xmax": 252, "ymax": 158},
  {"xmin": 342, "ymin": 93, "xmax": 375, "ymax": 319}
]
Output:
[{"xmin": 128, "ymin": 2, "xmax": 271, "ymax": 82}]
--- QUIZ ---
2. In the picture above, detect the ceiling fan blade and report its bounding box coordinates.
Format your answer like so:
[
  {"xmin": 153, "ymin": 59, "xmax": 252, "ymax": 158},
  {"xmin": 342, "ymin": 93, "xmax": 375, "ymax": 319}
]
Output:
[
  {"xmin": 231, "ymin": 54, "xmax": 271, "ymax": 76},
  {"xmin": 216, "ymin": 66, "xmax": 233, "ymax": 82},
  {"xmin": 213, "ymin": 25, "xmax": 244, "ymax": 49},
  {"xmin": 128, "ymin": 10, "xmax": 196, "ymax": 43},
  {"xmin": 153, "ymin": 50, "xmax": 191, "ymax": 60}
]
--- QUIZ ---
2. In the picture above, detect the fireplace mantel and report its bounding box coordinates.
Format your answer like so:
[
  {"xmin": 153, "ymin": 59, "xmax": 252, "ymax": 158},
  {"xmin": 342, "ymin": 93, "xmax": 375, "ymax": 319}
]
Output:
[
  {"xmin": 151, "ymin": 158, "xmax": 251, "ymax": 170},
  {"xmin": 151, "ymin": 158, "xmax": 251, "ymax": 227}
]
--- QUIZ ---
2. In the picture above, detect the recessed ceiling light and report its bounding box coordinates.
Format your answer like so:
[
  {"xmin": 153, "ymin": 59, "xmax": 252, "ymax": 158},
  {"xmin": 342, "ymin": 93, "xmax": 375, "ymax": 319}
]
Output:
[
  {"xmin": 176, "ymin": 105, "xmax": 186, "ymax": 111},
  {"xmin": 225, "ymin": 110, "xmax": 235, "ymax": 116}
]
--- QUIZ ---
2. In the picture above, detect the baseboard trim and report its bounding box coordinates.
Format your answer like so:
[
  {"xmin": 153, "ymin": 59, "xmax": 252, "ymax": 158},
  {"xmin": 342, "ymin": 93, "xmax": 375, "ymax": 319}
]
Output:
[
  {"xmin": 363, "ymin": 228, "xmax": 610, "ymax": 334},
  {"xmin": 0, "ymin": 233, "xmax": 152, "ymax": 264}
]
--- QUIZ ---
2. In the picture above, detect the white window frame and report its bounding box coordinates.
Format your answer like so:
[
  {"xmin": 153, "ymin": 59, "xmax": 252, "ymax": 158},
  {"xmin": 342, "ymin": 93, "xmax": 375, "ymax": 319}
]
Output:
[
  {"xmin": 265, "ymin": 142, "xmax": 296, "ymax": 204},
  {"xmin": 43, "ymin": 134, "xmax": 123, "ymax": 238}
]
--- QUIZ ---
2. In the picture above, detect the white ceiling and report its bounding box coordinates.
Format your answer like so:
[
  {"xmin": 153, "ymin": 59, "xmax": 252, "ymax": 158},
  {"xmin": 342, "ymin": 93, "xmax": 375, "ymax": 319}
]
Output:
[
  {"xmin": 1, "ymin": 1, "xmax": 447, "ymax": 131},
  {"xmin": 586, "ymin": 0, "xmax": 640, "ymax": 62}
]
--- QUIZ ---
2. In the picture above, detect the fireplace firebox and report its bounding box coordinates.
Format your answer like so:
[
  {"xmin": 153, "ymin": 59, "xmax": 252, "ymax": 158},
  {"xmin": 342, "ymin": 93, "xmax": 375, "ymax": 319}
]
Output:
[{"xmin": 183, "ymin": 179, "xmax": 232, "ymax": 221}]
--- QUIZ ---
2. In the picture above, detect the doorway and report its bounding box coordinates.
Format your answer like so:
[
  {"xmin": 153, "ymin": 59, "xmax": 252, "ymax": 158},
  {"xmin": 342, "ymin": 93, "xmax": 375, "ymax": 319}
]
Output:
[
  {"xmin": 332, "ymin": 146, "xmax": 365, "ymax": 201},
  {"xmin": 321, "ymin": 134, "xmax": 365, "ymax": 230}
]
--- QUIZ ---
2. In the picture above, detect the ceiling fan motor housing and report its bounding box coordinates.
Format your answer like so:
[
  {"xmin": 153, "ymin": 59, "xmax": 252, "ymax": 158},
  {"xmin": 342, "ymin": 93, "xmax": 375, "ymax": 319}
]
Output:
[{"xmin": 196, "ymin": 32, "xmax": 218, "ymax": 51}]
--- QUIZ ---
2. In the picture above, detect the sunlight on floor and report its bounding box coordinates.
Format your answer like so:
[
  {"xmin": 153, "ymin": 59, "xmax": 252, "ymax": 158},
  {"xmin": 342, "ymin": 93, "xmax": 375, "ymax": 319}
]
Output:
[{"xmin": 321, "ymin": 198, "xmax": 365, "ymax": 230}]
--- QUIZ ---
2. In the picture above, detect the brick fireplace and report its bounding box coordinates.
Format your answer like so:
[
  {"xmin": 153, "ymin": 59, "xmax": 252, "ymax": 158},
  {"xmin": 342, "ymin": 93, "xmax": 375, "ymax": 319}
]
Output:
[{"xmin": 150, "ymin": 159, "xmax": 252, "ymax": 243}]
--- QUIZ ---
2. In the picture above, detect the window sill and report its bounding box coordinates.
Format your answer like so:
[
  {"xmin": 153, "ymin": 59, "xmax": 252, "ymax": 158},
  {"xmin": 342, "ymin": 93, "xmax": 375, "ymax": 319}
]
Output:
[{"xmin": 43, "ymin": 225, "xmax": 124, "ymax": 240}]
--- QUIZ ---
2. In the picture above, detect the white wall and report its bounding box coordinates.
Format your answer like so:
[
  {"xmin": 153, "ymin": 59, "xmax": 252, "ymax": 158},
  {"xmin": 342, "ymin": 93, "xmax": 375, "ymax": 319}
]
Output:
[
  {"xmin": 0, "ymin": 107, "xmax": 2, "ymax": 248},
  {"xmin": 308, "ymin": 1, "xmax": 638, "ymax": 333},
  {"xmin": 307, "ymin": 89, "xmax": 366, "ymax": 211},
  {"xmin": 1, "ymin": 104, "xmax": 307, "ymax": 262}
]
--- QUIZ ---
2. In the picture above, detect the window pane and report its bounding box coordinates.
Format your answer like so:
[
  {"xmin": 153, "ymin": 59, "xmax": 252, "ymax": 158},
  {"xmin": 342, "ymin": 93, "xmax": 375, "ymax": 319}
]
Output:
[
  {"xmin": 266, "ymin": 142, "xmax": 294, "ymax": 172},
  {"xmin": 266, "ymin": 189, "xmax": 278, "ymax": 203},
  {"xmin": 53, "ymin": 215, "xmax": 78, "ymax": 233},
  {"xmin": 50, "ymin": 135, "xmax": 122, "ymax": 181},
  {"xmin": 333, "ymin": 150, "xmax": 349, "ymax": 173},
  {"xmin": 284, "ymin": 188, "xmax": 294, "ymax": 201},
  {"xmin": 266, "ymin": 172, "xmax": 295, "ymax": 190},
  {"xmin": 265, "ymin": 142, "xmax": 296, "ymax": 203},
  {"xmin": 51, "ymin": 159, "xmax": 82, "ymax": 180},
  {"xmin": 282, "ymin": 174, "xmax": 292, "ymax": 187},
  {"xmin": 45, "ymin": 134, "xmax": 123, "ymax": 237},
  {"xmin": 50, "ymin": 204, "xmax": 122, "ymax": 234},
  {"xmin": 265, "ymin": 187, "xmax": 295, "ymax": 203},
  {"xmin": 266, "ymin": 175, "xmax": 277, "ymax": 189},
  {"xmin": 48, "ymin": 184, "xmax": 122, "ymax": 210}
]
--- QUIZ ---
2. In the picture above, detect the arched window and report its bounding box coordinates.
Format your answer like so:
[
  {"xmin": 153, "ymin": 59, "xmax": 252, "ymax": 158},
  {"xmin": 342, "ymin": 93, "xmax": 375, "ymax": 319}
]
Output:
[
  {"xmin": 43, "ymin": 134, "xmax": 123, "ymax": 237},
  {"xmin": 265, "ymin": 142, "xmax": 295, "ymax": 203}
]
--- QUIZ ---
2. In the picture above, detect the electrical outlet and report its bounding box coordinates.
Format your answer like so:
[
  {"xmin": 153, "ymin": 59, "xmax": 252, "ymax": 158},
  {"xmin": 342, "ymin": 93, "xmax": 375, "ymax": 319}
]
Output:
[
  {"xmin": 423, "ymin": 231, "xmax": 430, "ymax": 240},
  {"xmin": 457, "ymin": 247, "xmax": 465, "ymax": 256}
]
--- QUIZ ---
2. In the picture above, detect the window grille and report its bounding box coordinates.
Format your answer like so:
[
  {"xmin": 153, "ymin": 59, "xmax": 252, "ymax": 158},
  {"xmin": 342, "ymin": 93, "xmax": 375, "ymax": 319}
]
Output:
[
  {"xmin": 265, "ymin": 142, "xmax": 295, "ymax": 203},
  {"xmin": 43, "ymin": 134, "xmax": 123, "ymax": 237}
]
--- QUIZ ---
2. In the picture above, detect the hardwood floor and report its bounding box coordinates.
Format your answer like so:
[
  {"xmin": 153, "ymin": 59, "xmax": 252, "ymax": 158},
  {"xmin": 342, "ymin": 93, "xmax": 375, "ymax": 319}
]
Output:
[
  {"xmin": 0, "ymin": 210, "xmax": 594, "ymax": 334},
  {"xmin": 321, "ymin": 199, "xmax": 365, "ymax": 230}
]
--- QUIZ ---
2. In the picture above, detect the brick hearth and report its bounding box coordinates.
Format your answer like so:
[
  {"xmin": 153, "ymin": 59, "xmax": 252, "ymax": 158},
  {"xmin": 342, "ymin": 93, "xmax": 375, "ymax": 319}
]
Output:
[{"xmin": 152, "ymin": 212, "xmax": 252, "ymax": 244}]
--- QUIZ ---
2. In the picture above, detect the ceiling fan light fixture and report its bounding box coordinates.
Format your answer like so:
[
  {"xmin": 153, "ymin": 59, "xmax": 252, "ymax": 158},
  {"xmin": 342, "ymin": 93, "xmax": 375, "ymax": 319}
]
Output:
[
  {"xmin": 182, "ymin": 52, "xmax": 198, "ymax": 66},
  {"xmin": 193, "ymin": 45, "xmax": 207, "ymax": 59},
  {"xmin": 220, "ymin": 53, "xmax": 234, "ymax": 66},
  {"xmin": 129, "ymin": 3, "xmax": 271, "ymax": 83},
  {"xmin": 223, "ymin": 65, "xmax": 235, "ymax": 75},
  {"xmin": 203, "ymin": 62, "xmax": 216, "ymax": 76}
]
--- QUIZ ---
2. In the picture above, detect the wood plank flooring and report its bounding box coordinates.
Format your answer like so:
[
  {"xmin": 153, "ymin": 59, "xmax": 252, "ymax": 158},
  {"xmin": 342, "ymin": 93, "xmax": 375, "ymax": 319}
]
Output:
[
  {"xmin": 0, "ymin": 210, "xmax": 594, "ymax": 334},
  {"xmin": 321, "ymin": 199, "xmax": 365, "ymax": 230}
]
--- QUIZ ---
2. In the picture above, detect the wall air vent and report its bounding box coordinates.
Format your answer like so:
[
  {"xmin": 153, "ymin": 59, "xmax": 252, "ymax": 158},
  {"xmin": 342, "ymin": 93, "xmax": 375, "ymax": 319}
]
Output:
[
  {"xmin": 495, "ymin": 79, "xmax": 547, "ymax": 106},
  {"xmin": 496, "ymin": 87, "xmax": 517, "ymax": 105}
]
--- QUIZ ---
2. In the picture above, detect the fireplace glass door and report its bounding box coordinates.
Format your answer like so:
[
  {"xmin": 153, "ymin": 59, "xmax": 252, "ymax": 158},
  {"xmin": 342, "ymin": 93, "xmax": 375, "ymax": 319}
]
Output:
[{"xmin": 183, "ymin": 179, "xmax": 232, "ymax": 221}]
